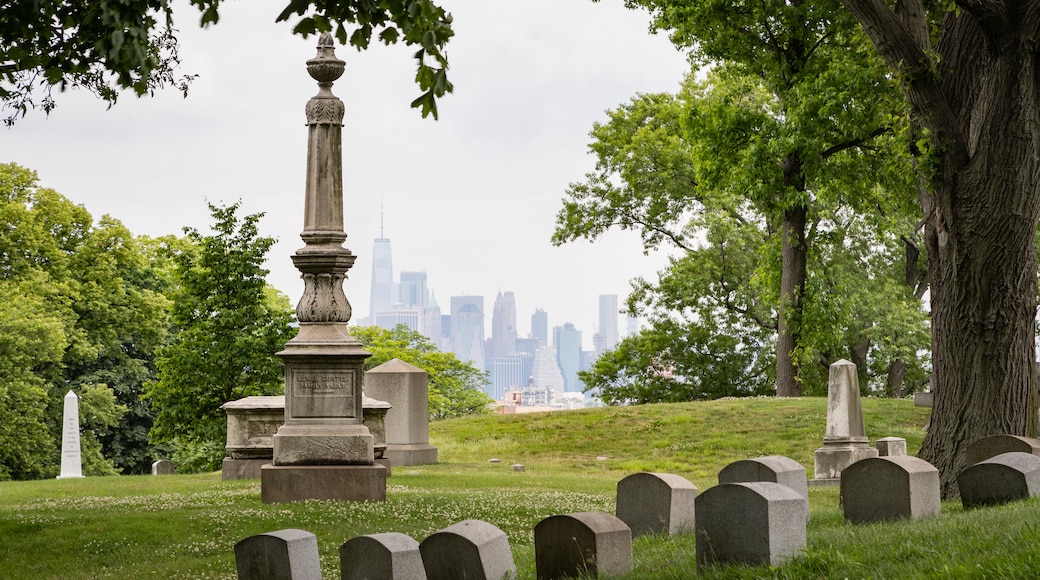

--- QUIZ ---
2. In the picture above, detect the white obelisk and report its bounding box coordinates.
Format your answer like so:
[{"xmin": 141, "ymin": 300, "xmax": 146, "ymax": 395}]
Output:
[{"xmin": 57, "ymin": 390, "xmax": 84, "ymax": 479}]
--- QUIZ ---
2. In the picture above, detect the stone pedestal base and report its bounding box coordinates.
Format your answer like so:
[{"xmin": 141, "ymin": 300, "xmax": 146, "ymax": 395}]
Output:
[
  {"xmin": 222, "ymin": 457, "xmax": 272, "ymax": 480},
  {"xmin": 261, "ymin": 464, "xmax": 387, "ymax": 503},
  {"xmin": 814, "ymin": 444, "xmax": 878, "ymax": 480},
  {"xmin": 273, "ymin": 423, "xmax": 373, "ymax": 465},
  {"xmin": 384, "ymin": 443, "xmax": 438, "ymax": 467}
]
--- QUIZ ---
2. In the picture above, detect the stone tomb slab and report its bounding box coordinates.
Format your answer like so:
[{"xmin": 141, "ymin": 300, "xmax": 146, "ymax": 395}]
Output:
[
  {"xmin": 964, "ymin": 435, "xmax": 1040, "ymax": 467},
  {"xmin": 234, "ymin": 528, "xmax": 321, "ymax": 580},
  {"xmin": 840, "ymin": 456, "xmax": 940, "ymax": 524},
  {"xmin": 695, "ymin": 482, "xmax": 807, "ymax": 571},
  {"xmin": 340, "ymin": 532, "xmax": 426, "ymax": 580},
  {"xmin": 419, "ymin": 519, "xmax": 516, "ymax": 580},
  {"xmin": 261, "ymin": 464, "xmax": 386, "ymax": 503},
  {"xmin": 615, "ymin": 472, "xmax": 697, "ymax": 537},
  {"xmin": 958, "ymin": 452, "xmax": 1040, "ymax": 508},
  {"xmin": 534, "ymin": 511, "xmax": 632, "ymax": 579}
]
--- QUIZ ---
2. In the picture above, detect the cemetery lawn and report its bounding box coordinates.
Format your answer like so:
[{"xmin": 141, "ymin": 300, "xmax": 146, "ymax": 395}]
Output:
[{"xmin": 3, "ymin": 397, "xmax": 1039, "ymax": 578}]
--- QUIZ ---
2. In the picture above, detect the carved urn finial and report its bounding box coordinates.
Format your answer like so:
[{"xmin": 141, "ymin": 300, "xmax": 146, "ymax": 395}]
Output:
[{"xmin": 305, "ymin": 32, "xmax": 346, "ymax": 125}]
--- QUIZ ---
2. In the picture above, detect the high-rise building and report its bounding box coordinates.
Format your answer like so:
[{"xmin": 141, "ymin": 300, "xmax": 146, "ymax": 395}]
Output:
[
  {"xmin": 488, "ymin": 352, "xmax": 532, "ymax": 401},
  {"xmin": 369, "ymin": 234, "xmax": 394, "ymax": 322},
  {"xmin": 399, "ymin": 271, "xmax": 429, "ymax": 308},
  {"xmin": 554, "ymin": 323, "xmax": 583, "ymax": 393},
  {"xmin": 531, "ymin": 346, "xmax": 565, "ymax": 392},
  {"xmin": 598, "ymin": 294, "xmax": 620, "ymax": 355},
  {"xmin": 375, "ymin": 307, "xmax": 422, "ymax": 333},
  {"xmin": 450, "ymin": 295, "xmax": 485, "ymax": 369},
  {"xmin": 531, "ymin": 308, "xmax": 548, "ymax": 346},
  {"xmin": 491, "ymin": 291, "xmax": 518, "ymax": 359},
  {"xmin": 423, "ymin": 292, "xmax": 442, "ymax": 347}
]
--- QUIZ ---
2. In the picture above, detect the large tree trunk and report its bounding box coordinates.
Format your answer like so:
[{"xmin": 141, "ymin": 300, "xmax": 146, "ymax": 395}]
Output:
[
  {"xmin": 777, "ymin": 204, "xmax": 807, "ymax": 397},
  {"xmin": 844, "ymin": 0, "xmax": 1040, "ymax": 497}
]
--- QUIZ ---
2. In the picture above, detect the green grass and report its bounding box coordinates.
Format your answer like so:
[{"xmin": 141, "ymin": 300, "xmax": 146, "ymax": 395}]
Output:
[{"xmin": 6, "ymin": 396, "xmax": 1035, "ymax": 579}]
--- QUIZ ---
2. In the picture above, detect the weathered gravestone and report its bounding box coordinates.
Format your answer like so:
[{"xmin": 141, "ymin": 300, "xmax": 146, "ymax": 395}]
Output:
[
  {"xmin": 958, "ymin": 452, "xmax": 1040, "ymax": 508},
  {"xmin": 695, "ymin": 482, "xmax": 807, "ymax": 571},
  {"xmin": 875, "ymin": 437, "xmax": 907, "ymax": 457},
  {"xmin": 840, "ymin": 456, "xmax": 940, "ymax": 524},
  {"xmin": 365, "ymin": 358, "xmax": 438, "ymax": 466},
  {"xmin": 419, "ymin": 520, "xmax": 516, "ymax": 580},
  {"xmin": 234, "ymin": 529, "xmax": 321, "ymax": 580},
  {"xmin": 719, "ymin": 456, "xmax": 808, "ymax": 500},
  {"xmin": 340, "ymin": 532, "xmax": 426, "ymax": 580},
  {"xmin": 813, "ymin": 360, "xmax": 878, "ymax": 482},
  {"xmin": 57, "ymin": 390, "xmax": 84, "ymax": 480},
  {"xmin": 151, "ymin": 460, "xmax": 175, "ymax": 475},
  {"xmin": 964, "ymin": 434, "xmax": 1040, "ymax": 467},
  {"xmin": 615, "ymin": 472, "xmax": 697, "ymax": 537},
  {"xmin": 534, "ymin": 511, "xmax": 632, "ymax": 579}
]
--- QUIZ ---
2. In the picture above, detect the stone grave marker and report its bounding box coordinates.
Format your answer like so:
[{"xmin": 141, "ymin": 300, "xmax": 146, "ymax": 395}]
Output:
[
  {"xmin": 57, "ymin": 390, "xmax": 84, "ymax": 480},
  {"xmin": 719, "ymin": 456, "xmax": 808, "ymax": 499},
  {"xmin": 534, "ymin": 511, "xmax": 632, "ymax": 579},
  {"xmin": 151, "ymin": 460, "xmax": 175, "ymax": 475},
  {"xmin": 615, "ymin": 472, "xmax": 697, "ymax": 537},
  {"xmin": 840, "ymin": 456, "xmax": 940, "ymax": 524},
  {"xmin": 340, "ymin": 532, "xmax": 426, "ymax": 580},
  {"xmin": 813, "ymin": 360, "xmax": 878, "ymax": 481},
  {"xmin": 964, "ymin": 434, "xmax": 1040, "ymax": 467},
  {"xmin": 234, "ymin": 528, "xmax": 321, "ymax": 580},
  {"xmin": 419, "ymin": 520, "xmax": 515, "ymax": 580},
  {"xmin": 365, "ymin": 358, "xmax": 438, "ymax": 466},
  {"xmin": 695, "ymin": 482, "xmax": 807, "ymax": 571},
  {"xmin": 958, "ymin": 451, "xmax": 1040, "ymax": 508},
  {"xmin": 875, "ymin": 437, "xmax": 907, "ymax": 457}
]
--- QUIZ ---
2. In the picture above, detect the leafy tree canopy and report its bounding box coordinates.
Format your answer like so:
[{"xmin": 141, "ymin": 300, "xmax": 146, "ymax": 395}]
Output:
[
  {"xmin": 145, "ymin": 201, "xmax": 296, "ymax": 472},
  {"xmin": 351, "ymin": 325, "xmax": 492, "ymax": 420},
  {"xmin": 1, "ymin": 0, "xmax": 454, "ymax": 125}
]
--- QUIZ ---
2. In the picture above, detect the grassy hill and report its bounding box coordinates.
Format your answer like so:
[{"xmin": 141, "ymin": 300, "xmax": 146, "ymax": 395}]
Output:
[{"xmin": 5, "ymin": 397, "xmax": 1040, "ymax": 578}]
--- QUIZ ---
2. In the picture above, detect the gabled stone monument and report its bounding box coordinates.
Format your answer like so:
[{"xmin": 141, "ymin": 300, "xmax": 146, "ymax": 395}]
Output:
[
  {"xmin": 260, "ymin": 32, "xmax": 386, "ymax": 503},
  {"xmin": 57, "ymin": 390, "xmax": 84, "ymax": 479},
  {"xmin": 813, "ymin": 359, "xmax": 877, "ymax": 482}
]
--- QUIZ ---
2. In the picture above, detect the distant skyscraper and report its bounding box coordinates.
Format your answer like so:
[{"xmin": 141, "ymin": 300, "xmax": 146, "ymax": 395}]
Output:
[
  {"xmin": 368, "ymin": 216, "xmax": 394, "ymax": 322},
  {"xmin": 491, "ymin": 291, "xmax": 518, "ymax": 360},
  {"xmin": 488, "ymin": 352, "xmax": 532, "ymax": 401},
  {"xmin": 375, "ymin": 307, "xmax": 422, "ymax": 333},
  {"xmin": 450, "ymin": 295, "xmax": 485, "ymax": 369},
  {"xmin": 626, "ymin": 315, "xmax": 640, "ymax": 337},
  {"xmin": 531, "ymin": 346, "xmax": 565, "ymax": 392},
  {"xmin": 598, "ymin": 294, "xmax": 620, "ymax": 355},
  {"xmin": 531, "ymin": 308, "xmax": 548, "ymax": 346},
  {"xmin": 554, "ymin": 323, "xmax": 583, "ymax": 393},
  {"xmin": 399, "ymin": 271, "xmax": 429, "ymax": 308}
]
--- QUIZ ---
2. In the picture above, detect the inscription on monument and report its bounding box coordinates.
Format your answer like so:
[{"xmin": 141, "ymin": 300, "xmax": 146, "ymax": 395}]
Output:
[{"xmin": 287, "ymin": 367, "xmax": 358, "ymax": 419}]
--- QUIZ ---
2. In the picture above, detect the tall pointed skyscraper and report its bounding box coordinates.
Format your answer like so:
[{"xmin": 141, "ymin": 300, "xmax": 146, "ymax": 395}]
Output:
[
  {"xmin": 598, "ymin": 294, "xmax": 620, "ymax": 355},
  {"xmin": 491, "ymin": 291, "xmax": 518, "ymax": 359},
  {"xmin": 369, "ymin": 208, "xmax": 393, "ymax": 322}
]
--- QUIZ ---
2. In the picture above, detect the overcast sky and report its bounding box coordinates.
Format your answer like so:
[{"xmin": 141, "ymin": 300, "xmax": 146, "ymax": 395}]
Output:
[{"xmin": 5, "ymin": 0, "xmax": 690, "ymax": 349}]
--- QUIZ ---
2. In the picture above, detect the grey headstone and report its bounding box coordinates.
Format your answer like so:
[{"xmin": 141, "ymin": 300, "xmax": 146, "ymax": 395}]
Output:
[
  {"xmin": 615, "ymin": 472, "xmax": 697, "ymax": 537},
  {"xmin": 840, "ymin": 456, "xmax": 940, "ymax": 524},
  {"xmin": 340, "ymin": 532, "xmax": 426, "ymax": 580},
  {"xmin": 151, "ymin": 459, "xmax": 176, "ymax": 475},
  {"xmin": 234, "ymin": 529, "xmax": 321, "ymax": 580},
  {"xmin": 958, "ymin": 452, "xmax": 1040, "ymax": 508},
  {"xmin": 719, "ymin": 456, "xmax": 808, "ymax": 499},
  {"xmin": 875, "ymin": 437, "xmax": 907, "ymax": 457},
  {"xmin": 695, "ymin": 482, "xmax": 807, "ymax": 571},
  {"xmin": 964, "ymin": 434, "xmax": 1040, "ymax": 467},
  {"xmin": 534, "ymin": 511, "xmax": 632, "ymax": 579},
  {"xmin": 511, "ymin": 464, "xmax": 526, "ymax": 472},
  {"xmin": 419, "ymin": 520, "xmax": 516, "ymax": 580}
]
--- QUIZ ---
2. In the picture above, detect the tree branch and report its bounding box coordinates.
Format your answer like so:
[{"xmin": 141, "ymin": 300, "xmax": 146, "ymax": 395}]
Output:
[{"xmin": 819, "ymin": 126, "xmax": 890, "ymax": 160}]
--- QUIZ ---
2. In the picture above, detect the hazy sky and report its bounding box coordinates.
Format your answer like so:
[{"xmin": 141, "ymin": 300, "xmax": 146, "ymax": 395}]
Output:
[{"xmin": 5, "ymin": 0, "xmax": 690, "ymax": 348}]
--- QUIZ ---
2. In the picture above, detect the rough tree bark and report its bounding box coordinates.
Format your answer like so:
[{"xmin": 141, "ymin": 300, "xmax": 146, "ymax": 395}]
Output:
[
  {"xmin": 843, "ymin": 0, "xmax": 1040, "ymax": 497},
  {"xmin": 777, "ymin": 203, "xmax": 808, "ymax": 397}
]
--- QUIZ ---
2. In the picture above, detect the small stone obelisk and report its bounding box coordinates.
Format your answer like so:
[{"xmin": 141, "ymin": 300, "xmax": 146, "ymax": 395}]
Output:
[
  {"xmin": 261, "ymin": 32, "xmax": 386, "ymax": 503},
  {"xmin": 813, "ymin": 359, "xmax": 878, "ymax": 480},
  {"xmin": 57, "ymin": 390, "xmax": 84, "ymax": 479}
]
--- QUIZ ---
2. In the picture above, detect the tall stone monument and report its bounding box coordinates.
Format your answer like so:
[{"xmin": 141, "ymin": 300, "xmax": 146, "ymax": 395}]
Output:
[
  {"xmin": 57, "ymin": 390, "xmax": 84, "ymax": 479},
  {"xmin": 260, "ymin": 32, "xmax": 386, "ymax": 503},
  {"xmin": 813, "ymin": 359, "xmax": 878, "ymax": 481}
]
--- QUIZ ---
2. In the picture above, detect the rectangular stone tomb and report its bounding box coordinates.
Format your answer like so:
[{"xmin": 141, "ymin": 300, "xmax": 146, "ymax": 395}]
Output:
[
  {"xmin": 696, "ymin": 482, "xmax": 806, "ymax": 571},
  {"xmin": 840, "ymin": 456, "xmax": 940, "ymax": 524},
  {"xmin": 958, "ymin": 452, "xmax": 1040, "ymax": 508},
  {"xmin": 340, "ymin": 532, "xmax": 426, "ymax": 580},
  {"xmin": 419, "ymin": 520, "xmax": 516, "ymax": 580},
  {"xmin": 234, "ymin": 528, "xmax": 321, "ymax": 580},
  {"xmin": 615, "ymin": 472, "xmax": 696, "ymax": 537},
  {"xmin": 534, "ymin": 511, "xmax": 632, "ymax": 579}
]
